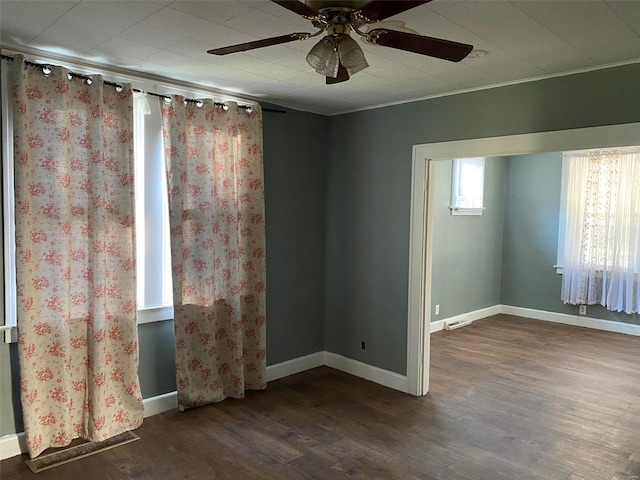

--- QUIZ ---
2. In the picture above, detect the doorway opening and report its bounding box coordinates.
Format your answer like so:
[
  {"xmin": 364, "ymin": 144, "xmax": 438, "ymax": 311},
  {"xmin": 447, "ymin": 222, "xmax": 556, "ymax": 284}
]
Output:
[{"xmin": 407, "ymin": 122, "xmax": 640, "ymax": 396}]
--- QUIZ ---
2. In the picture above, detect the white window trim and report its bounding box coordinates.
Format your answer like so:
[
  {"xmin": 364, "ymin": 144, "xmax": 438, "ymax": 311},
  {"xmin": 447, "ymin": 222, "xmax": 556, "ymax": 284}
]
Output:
[
  {"xmin": 450, "ymin": 157, "xmax": 485, "ymax": 216},
  {"xmin": 555, "ymin": 154, "xmax": 570, "ymax": 275},
  {"xmin": 449, "ymin": 206, "xmax": 486, "ymax": 216},
  {"xmin": 138, "ymin": 305, "xmax": 174, "ymax": 324},
  {"xmin": 2, "ymin": 61, "xmax": 17, "ymax": 343}
]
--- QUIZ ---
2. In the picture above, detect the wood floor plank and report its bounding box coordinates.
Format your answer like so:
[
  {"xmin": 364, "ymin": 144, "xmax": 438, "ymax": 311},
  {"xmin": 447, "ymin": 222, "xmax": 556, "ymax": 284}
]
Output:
[{"xmin": 2, "ymin": 314, "xmax": 639, "ymax": 479}]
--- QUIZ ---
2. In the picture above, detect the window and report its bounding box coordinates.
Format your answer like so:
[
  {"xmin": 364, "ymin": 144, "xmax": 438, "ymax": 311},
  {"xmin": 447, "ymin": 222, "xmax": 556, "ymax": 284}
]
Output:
[
  {"xmin": 558, "ymin": 147, "xmax": 640, "ymax": 313},
  {"xmin": 1, "ymin": 81, "xmax": 174, "ymax": 342},
  {"xmin": 450, "ymin": 156, "xmax": 485, "ymax": 215},
  {"xmin": 133, "ymin": 94, "xmax": 173, "ymax": 323}
]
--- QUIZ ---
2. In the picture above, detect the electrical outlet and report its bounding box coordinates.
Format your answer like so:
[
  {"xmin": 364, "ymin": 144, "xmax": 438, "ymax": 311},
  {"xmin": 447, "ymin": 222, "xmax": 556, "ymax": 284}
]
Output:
[
  {"xmin": 361, "ymin": 341, "xmax": 366, "ymax": 350},
  {"xmin": 435, "ymin": 304, "xmax": 440, "ymax": 315},
  {"xmin": 579, "ymin": 305, "xmax": 587, "ymax": 315}
]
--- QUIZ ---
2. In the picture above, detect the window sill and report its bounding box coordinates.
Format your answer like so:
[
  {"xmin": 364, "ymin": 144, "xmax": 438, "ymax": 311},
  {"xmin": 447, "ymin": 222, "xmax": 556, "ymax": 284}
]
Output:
[
  {"xmin": 449, "ymin": 206, "xmax": 485, "ymax": 216},
  {"xmin": 1, "ymin": 325, "xmax": 17, "ymax": 344},
  {"xmin": 2, "ymin": 306, "xmax": 174, "ymax": 344},
  {"xmin": 138, "ymin": 305, "xmax": 174, "ymax": 324},
  {"xmin": 554, "ymin": 266, "xmax": 640, "ymax": 280}
]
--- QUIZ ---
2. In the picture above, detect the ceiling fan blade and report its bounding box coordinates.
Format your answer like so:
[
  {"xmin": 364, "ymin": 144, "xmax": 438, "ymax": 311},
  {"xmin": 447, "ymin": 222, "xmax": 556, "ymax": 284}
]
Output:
[
  {"xmin": 326, "ymin": 62, "xmax": 350, "ymax": 84},
  {"xmin": 271, "ymin": 0, "xmax": 319, "ymax": 18},
  {"xmin": 208, "ymin": 33, "xmax": 310, "ymax": 55},
  {"xmin": 367, "ymin": 29, "xmax": 473, "ymax": 62},
  {"xmin": 358, "ymin": 1, "xmax": 432, "ymax": 21}
]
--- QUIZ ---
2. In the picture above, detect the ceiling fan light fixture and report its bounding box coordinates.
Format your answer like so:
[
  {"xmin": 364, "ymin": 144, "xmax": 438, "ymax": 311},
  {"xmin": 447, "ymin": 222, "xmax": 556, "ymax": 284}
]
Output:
[
  {"xmin": 318, "ymin": 51, "xmax": 341, "ymax": 77},
  {"xmin": 306, "ymin": 37, "xmax": 335, "ymax": 72},
  {"xmin": 306, "ymin": 34, "xmax": 369, "ymax": 79},
  {"xmin": 337, "ymin": 34, "xmax": 369, "ymax": 76}
]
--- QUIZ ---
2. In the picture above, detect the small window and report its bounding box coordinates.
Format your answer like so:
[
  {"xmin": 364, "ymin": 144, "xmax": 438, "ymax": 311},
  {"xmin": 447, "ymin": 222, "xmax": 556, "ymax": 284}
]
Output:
[{"xmin": 450, "ymin": 157, "xmax": 485, "ymax": 216}]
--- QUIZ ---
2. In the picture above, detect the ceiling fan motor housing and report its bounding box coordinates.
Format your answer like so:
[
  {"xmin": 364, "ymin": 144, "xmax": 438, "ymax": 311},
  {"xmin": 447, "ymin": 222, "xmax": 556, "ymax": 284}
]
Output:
[
  {"xmin": 310, "ymin": 7, "xmax": 367, "ymax": 32},
  {"xmin": 306, "ymin": 1, "xmax": 370, "ymax": 11}
]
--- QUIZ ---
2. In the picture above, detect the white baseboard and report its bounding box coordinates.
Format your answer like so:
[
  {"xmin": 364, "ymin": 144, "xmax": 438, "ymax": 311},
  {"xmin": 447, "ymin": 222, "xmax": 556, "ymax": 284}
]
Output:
[
  {"xmin": 0, "ymin": 432, "xmax": 26, "ymax": 461},
  {"xmin": 266, "ymin": 351, "xmax": 325, "ymax": 382},
  {"xmin": 430, "ymin": 319, "xmax": 445, "ymax": 333},
  {"xmin": 500, "ymin": 305, "xmax": 640, "ymax": 336},
  {"xmin": 324, "ymin": 352, "xmax": 409, "ymax": 393},
  {"xmin": 430, "ymin": 305, "xmax": 502, "ymax": 333},
  {"xmin": 143, "ymin": 391, "xmax": 178, "ymax": 418},
  {"xmin": 431, "ymin": 304, "xmax": 640, "ymax": 337}
]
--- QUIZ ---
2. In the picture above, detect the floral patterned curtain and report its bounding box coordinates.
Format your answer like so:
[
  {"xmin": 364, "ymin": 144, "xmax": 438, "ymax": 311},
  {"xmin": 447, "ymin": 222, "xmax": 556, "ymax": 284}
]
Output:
[
  {"xmin": 13, "ymin": 56, "xmax": 144, "ymax": 458},
  {"xmin": 161, "ymin": 97, "xmax": 266, "ymax": 410}
]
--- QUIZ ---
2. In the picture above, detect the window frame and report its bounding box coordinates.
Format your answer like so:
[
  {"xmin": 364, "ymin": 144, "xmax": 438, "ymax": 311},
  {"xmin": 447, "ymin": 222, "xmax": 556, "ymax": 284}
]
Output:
[
  {"xmin": 1, "ymin": 60, "xmax": 17, "ymax": 342},
  {"xmin": 555, "ymin": 156, "xmax": 570, "ymax": 274},
  {"xmin": 133, "ymin": 93, "xmax": 174, "ymax": 325},
  {"xmin": 449, "ymin": 156, "xmax": 486, "ymax": 216}
]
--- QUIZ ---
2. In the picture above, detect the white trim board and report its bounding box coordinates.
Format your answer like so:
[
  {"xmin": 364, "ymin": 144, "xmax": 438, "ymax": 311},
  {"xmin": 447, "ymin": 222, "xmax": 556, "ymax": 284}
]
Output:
[
  {"xmin": 430, "ymin": 305, "xmax": 502, "ymax": 333},
  {"xmin": 429, "ymin": 304, "xmax": 640, "ymax": 337},
  {"xmin": 1, "ymin": 350, "xmax": 404, "ymax": 460},
  {"xmin": 430, "ymin": 319, "xmax": 446, "ymax": 333},
  {"xmin": 140, "ymin": 352, "xmax": 325, "ymax": 422},
  {"xmin": 0, "ymin": 432, "xmax": 26, "ymax": 462},
  {"xmin": 142, "ymin": 391, "xmax": 177, "ymax": 418},
  {"xmin": 265, "ymin": 352, "xmax": 325, "ymax": 382},
  {"xmin": 324, "ymin": 352, "xmax": 409, "ymax": 393},
  {"xmin": 138, "ymin": 351, "xmax": 407, "ymax": 420},
  {"xmin": 501, "ymin": 305, "xmax": 640, "ymax": 336}
]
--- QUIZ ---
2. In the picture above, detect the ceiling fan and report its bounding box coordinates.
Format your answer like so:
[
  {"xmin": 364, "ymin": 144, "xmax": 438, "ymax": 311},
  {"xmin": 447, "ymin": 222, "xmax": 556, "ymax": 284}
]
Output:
[{"xmin": 207, "ymin": 0, "xmax": 474, "ymax": 84}]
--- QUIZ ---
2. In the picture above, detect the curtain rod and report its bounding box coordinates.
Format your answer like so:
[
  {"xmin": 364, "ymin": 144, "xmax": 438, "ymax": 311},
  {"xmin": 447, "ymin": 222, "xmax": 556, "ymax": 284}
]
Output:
[{"xmin": 1, "ymin": 53, "xmax": 287, "ymax": 114}]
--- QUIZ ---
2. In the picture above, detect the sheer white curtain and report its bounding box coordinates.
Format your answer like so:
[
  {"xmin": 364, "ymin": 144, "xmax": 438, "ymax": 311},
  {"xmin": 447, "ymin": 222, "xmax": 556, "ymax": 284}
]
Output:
[{"xmin": 561, "ymin": 147, "xmax": 640, "ymax": 314}]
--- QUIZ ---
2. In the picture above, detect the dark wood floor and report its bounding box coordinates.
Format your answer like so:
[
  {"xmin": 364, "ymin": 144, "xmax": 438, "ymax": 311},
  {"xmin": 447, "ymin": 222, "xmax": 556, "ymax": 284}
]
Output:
[{"xmin": 2, "ymin": 314, "xmax": 640, "ymax": 479}]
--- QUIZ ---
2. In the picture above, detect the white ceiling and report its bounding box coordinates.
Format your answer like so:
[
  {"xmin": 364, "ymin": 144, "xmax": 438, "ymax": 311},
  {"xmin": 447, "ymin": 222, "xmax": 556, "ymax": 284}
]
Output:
[{"xmin": 2, "ymin": 0, "xmax": 640, "ymax": 115}]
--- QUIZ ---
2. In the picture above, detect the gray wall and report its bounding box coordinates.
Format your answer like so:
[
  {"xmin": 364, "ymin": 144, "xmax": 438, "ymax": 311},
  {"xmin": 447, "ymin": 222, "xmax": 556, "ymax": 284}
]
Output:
[
  {"xmin": 501, "ymin": 153, "xmax": 563, "ymax": 313},
  {"xmin": 263, "ymin": 106, "xmax": 328, "ymax": 364},
  {"xmin": 4, "ymin": 63, "xmax": 640, "ymax": 438},
  {"xmin": 501, "ymin": 153, "xmax": 640, "ymax": 325},
  {"xmin": 325, "ymin": 63, "xmax": 640, "ymax": 375},
  {"xmin": 137, "ymin": 321, "xmax": 177, "ymax": 398},
  {"xmin": 0, "ymin": 105, "xmax": 329, "ymax": 437},
  {"xmin": 0, "ymin": 344, "xmax": 21, "ymax": 436},
  {"xmin": 431, "ymin": 157, "xmax": 507, "ymax": 321}
]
